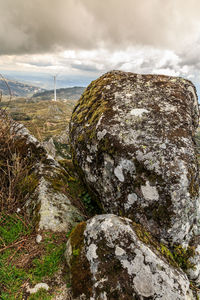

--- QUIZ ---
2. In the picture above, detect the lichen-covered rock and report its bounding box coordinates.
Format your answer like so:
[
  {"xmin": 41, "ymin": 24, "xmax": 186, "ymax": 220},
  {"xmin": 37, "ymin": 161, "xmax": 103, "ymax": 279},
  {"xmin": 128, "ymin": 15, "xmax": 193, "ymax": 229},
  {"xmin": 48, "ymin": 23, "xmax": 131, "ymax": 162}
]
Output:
[
  {"xmin": 10, "ymin": 121, "xmax": 83, "ymax": 231},
  {"xmin": 26, "ymin": 176, "xmax": 83, "ymax": 232},
  {"xmin": 186, "ymin": 235, "xmax": 200, "ymax": 281},
  {"xmin": 65, "ymin": 214, "xmax": 194, "ymax": 299},
  {"xmin": 42, "ymin": 137, "xmax": 57, "ymax": 158},
  {"xmin": 70, "ymin": 71, "xmax": 200, "ymax": 245},
  {"xmin": 42, "ymin": 127, "xmax": 71, "ymax": 160}
]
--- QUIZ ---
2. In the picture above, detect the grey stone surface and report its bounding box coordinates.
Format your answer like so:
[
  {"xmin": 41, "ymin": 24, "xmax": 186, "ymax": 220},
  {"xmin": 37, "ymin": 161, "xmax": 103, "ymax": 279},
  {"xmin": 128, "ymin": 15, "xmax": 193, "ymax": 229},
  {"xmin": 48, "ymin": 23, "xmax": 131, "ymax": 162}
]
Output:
[
  {"xmin": 42, "ymin": 137, "xmax": 57, "ymax": 158},
  {"xmin": 70, "ymin": 71, "xmax": 200, "ymax": 246},
  {"xmin": 66, "ymin": 214, "xmax": 194, "ymax": 300},
  {"xmin": 11, "ymin": 121, "xmax": 83, "ymax": 231},
  {"xmin": 26, "ymin": 177, "xmax": 83, "ymax": 232},
  {"xmin": 42, "ymin": 126, "xmax": 71, "ymax": 160},
  {"xmin": 27, "ymin": 282, "xmax": 49, "ymax": 294}
]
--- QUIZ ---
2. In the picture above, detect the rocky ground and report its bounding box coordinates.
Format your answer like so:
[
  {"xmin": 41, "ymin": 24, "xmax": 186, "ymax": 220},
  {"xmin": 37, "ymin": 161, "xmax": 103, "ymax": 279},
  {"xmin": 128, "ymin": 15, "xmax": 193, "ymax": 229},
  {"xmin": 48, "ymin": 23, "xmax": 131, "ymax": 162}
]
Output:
[
  {"xmin": 0, "ymin": 99, "xmax": 88, "ymax": 299},
  {"xmin": 1, "ymin": 71, "xmax": 200, "ymax": 299}
]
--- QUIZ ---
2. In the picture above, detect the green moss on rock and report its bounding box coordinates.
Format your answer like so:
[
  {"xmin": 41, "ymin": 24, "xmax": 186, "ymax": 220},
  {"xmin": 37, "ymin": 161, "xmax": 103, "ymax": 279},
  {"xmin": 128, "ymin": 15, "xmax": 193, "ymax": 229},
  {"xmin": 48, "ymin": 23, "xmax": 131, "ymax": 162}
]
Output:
[
  {"xmin": 69, "ymin": 73, "xmax": 116, "ymax": 159},
  {"xmin": 132, "ymin": 221, "xmax": 195, "ymax": 271},
  {"xmin": 69, "ymin": 222, "xmax": 93, "ymax": 298},
  {"xmin": 69, "ymin": 70, "xmax": 200, "ymax": 258}
]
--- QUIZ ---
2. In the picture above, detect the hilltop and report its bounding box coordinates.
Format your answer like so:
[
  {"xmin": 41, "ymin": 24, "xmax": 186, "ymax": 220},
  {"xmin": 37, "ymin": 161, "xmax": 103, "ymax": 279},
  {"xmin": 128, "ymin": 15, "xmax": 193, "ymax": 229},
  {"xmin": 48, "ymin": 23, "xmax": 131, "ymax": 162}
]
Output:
[
  {"xmin": 0, "ymin": 71, "xmax": 200, "ymax": 299},
  {"xmin": 0, "ymin": 76, "xmax": 45, "ymax": 97},
  {"xmin": 32, "ymin": 86, "xmax": 85, "ymax": 101}
]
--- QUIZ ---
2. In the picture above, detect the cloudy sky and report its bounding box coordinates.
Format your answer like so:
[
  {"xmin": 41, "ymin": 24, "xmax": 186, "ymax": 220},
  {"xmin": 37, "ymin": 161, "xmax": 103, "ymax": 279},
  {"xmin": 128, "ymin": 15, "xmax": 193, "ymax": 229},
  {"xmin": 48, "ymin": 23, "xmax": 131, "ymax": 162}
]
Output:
[{"xmin": 0, "ymin": 0, "xmax": 200, "ymax": 91}]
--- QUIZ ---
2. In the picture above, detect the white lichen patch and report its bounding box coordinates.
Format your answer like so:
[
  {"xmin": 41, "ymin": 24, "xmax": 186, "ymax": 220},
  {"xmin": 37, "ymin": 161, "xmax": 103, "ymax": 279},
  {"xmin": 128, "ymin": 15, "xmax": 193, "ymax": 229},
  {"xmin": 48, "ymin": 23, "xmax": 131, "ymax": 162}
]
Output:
[
  {"xmin": 27, "ymin": 283, "xmax": 49, "ymax": 294},
  {"xmin": 130, "ymin": 108, "xmax": 149, "ymax": 117},
  {"xmin": 163, "ymin": 103, "xmax": 177, "ymax": 112},
  {"xmin": 125, "ymin": 193, "xmax": 138, "ymax": 210},
  {"xmin": 114, "ymin": 159, "xmax": 135, "ymax": 182},
  {"xmin": 121, "ymin": 259, "xmax": 136, "ymax": 276},
  {"xmin": 115, "ymin": 246, "xmax": 125, "ymax": 256},
  {"xmin": 94, "ymin": 278, "xmax": 108, "ymax": 288},
  {"xmin": 133, "ymin": 268, "xmax": 154, "ymax": 297},
  {"xmin": 100, "ymin": 217, "xmax": 114, "ymax": 232},
  {"xmin": 121, "ymin": 159, "xmax": 135, "ymax": 172},
  {"xmin": 86, "ymin": 244, "xmax": 98, "ymax": 261},
  {"xmin": 114, "ymin": 165, "xmax": 124, "ymax": 182},
  {"xmin": 141, "ymin": 181, "xmax": 159, "ymax": 202},
  {"xmin": 97, "ymin": 129, "xmax": 107, "ymax": 141},
  {"xmin": 86, "ymin": 156, "xmax": 92, "ymax": 163},
  {"xmin": 96, "ymin": 115, "xmax": 104, "ymax": 128},
  {"xmin": 178, "ymin": 160, "xmax": 189, "ymax": 190}
]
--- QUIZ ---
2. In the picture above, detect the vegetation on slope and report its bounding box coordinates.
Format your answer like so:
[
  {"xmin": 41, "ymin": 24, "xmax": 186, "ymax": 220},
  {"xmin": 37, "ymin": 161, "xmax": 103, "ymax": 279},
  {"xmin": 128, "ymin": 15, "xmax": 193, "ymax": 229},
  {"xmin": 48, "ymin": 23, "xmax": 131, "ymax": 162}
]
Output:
[
  {"xmin": 0, "ymin": 98, "xmax": 76, "ymax": 141},
  {"xmin": 31, "ymin": 87, "xmax": 85, "ymax": 101},
  {"xmin": 0, "ymin": 77, "xmax": 44, "ymax": 97},
  {"xmin": 0, "ymin": 107, "xmax": 99, "ymax": 299},
  {"xmin": 0, "ymin": 213, "xmax": 70, "ymax": 299}
]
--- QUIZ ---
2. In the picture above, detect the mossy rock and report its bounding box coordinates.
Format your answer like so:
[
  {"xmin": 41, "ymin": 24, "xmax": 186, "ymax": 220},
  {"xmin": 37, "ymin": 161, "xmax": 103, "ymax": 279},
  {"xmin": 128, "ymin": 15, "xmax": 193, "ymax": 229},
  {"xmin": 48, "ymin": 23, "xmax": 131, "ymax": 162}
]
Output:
[
  {"xmin": 65, "ymin": 215, "xmax": 194, "ymax": 299},
  {"xmin": 69, "ymin": 70, "xmax": 200, "ymax": 247},
  {"xmin": 65, "ymin": 222, "xmax": 93, "ymax": 298}
]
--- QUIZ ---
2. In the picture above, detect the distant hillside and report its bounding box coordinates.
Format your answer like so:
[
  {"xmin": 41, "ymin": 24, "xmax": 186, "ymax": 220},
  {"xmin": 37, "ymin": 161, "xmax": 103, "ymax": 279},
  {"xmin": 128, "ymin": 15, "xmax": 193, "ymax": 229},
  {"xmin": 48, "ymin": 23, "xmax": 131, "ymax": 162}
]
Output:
[
  {"xmin": 32, "ymin": 86, "xmax": 85, "ymax": 100},
  {"xmin": 0, "ymin": 77, "xmax": 45, "ymax": 97}
]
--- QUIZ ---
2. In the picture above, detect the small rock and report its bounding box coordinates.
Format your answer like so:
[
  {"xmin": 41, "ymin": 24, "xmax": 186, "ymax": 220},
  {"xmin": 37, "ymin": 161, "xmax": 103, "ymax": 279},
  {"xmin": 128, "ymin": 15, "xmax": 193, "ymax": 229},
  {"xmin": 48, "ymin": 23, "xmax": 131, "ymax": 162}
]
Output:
[
  {"xmin": 42, "ymin": 137, "xmax": 56, "ymax": 158},
  {"xmin": 27, "ymin": 282, "xmax": 49, "ymax": 294},
  {"xmin": 36, "ymin": 234, "xmax": 42, "ymax": 243}
]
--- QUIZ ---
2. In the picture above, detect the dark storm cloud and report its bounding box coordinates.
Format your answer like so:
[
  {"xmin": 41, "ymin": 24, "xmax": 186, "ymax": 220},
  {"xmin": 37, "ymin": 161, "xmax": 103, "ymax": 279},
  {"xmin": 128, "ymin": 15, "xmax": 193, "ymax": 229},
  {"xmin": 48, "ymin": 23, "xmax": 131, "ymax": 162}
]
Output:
[
  {"xmin": 71, "ymin": 63, "xmax": 99, "ymax": 72},
  {"xmin": 0, "ymin": 0, "xmax": 200, "ymax": 55}
]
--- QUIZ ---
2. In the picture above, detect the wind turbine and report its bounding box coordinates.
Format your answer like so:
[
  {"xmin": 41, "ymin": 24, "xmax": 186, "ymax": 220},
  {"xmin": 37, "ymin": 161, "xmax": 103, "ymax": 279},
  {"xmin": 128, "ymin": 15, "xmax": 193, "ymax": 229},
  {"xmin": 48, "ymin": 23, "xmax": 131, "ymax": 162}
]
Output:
[{"xmin": 53, "ymin": 74, "xmax": 57, "ymax": 101}]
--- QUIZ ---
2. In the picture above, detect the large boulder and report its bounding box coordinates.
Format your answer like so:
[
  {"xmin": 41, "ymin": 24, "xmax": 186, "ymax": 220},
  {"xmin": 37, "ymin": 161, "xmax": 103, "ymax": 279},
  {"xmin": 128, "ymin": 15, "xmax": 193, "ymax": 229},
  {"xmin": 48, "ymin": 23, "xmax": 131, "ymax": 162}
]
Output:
[
  {"xmin": 69, "ymin": 71, "xmax": 200, "ymax": 245},
  {"xmin": 65, "ymin": 214, "xmax": 194, "ymax": 300}
]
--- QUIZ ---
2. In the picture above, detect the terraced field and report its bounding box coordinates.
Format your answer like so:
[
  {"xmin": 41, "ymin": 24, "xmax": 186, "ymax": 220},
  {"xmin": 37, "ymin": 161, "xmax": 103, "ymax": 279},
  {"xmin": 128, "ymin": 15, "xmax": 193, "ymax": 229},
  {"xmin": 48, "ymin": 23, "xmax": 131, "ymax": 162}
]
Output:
[{"xmin": 0, "ymin": 98, "xmax": 77, "ymax": 141}]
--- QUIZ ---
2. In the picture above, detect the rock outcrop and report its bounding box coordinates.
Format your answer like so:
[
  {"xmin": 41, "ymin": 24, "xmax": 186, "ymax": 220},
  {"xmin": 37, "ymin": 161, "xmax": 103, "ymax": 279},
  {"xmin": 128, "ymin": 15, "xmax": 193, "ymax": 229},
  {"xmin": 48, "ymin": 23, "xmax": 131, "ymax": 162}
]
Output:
[
  {"xmin": 70, "ymin": 71, "xmax": 200, "ymax": 246},
  {"xmin": 65, "ymin": 214, "xmax": 194, "ymax": 300},
  {"xmin": 42, "ymin": 127, "xmax": 71, "ymax": 160},
  {"xmin": 9, "ymin": 120, "xmax": 83, "ymax": 231}
]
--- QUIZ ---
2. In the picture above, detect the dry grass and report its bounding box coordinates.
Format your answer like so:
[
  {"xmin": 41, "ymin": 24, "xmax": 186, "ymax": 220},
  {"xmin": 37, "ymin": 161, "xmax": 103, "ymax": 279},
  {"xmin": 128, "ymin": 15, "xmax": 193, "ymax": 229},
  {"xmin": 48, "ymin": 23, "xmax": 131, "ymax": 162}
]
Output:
[{"xmin": 0, "ymin": 110, "xmax": 38, "ymax": 213}]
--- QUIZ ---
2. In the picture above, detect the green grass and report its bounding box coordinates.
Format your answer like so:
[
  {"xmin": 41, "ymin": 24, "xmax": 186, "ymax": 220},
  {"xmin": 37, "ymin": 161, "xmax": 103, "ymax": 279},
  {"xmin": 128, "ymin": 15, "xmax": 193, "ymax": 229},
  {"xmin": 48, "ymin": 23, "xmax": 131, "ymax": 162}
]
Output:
[
  {"xmin": 27, "ymin": 289, "xmax": 52, "ymax": 300},
  {"xmin": 0, "ymin": 213, "xmax": 68, "ymax": 299},
  {"xmin": 0, "ymin": 214, "xmax": 32, "ymax": 299},
  {"xmin": 31, "ymin": 242, "xmax": 65, "ymax": 282},
  {"xmin": 0, "ymin": 214, "xmax": 32, "ymax": 245},
  {"xmin": 0, "ymin": 252, "xmax": 27, "ymax": 299}
]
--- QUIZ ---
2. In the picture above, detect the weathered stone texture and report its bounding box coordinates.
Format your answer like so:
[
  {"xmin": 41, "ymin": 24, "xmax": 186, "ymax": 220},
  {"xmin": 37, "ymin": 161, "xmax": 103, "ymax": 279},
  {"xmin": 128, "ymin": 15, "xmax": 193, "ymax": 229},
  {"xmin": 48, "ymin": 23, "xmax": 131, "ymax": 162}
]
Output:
[
  {"xmin": 70, "ymin": 71, "xmax": 200, "ymax": 245},
  {"xmin": 66, "ymin": 214, "xmax": 194, "ymax": 299},
  {"xmin": 11, "ymin": 122, "xmax": 83, "ymax": 231}
]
